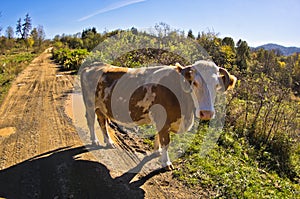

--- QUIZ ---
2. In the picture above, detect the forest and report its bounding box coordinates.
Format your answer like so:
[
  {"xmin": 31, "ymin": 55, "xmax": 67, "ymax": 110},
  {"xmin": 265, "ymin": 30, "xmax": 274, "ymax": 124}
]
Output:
[{"xmin": 1, "ymin": 17, "xmax": 299, "ymax": 197}]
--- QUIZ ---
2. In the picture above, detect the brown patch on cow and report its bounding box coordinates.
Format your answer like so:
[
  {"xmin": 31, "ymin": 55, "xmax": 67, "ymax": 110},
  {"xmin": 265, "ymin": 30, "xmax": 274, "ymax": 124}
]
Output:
[
  {"xmin": 94, "ymin": 67, "xmax": 129, "ymax": 117},
  {"xmin": 136, "ymin": 85, "xmax": 156, "ymax": 112},
  {"xmin": 170, "ymin": 118, "xmax": 182, "ymax": 133},
  {"xmin": 129, "ymin": 85, "xmax": 153, "ymax": 123},
  {"xmin": 151, "ymin": 85, "xmax": 181, "ymax": 125}
]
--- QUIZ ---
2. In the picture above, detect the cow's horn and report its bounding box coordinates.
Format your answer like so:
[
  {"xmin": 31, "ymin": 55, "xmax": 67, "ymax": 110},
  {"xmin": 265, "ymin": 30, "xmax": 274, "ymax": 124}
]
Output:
[{"xmin": 219, "ymin": 67, "xmax": 230, "ymax": 91}]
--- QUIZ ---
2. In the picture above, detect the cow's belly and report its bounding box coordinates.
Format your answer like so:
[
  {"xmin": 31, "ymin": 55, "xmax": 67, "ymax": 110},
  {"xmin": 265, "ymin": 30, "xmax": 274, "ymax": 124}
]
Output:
[
  {"xmin": 110, "ymin": 114, "xmax": 152, "ymax": 128},
  {"xmin": 95, "ymin": 99, "xmax": 153, "ymax": 126}
]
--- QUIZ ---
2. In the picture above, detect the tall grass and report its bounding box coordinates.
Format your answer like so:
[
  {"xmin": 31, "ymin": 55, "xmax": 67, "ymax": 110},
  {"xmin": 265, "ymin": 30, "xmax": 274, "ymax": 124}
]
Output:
[{"xmin": 0, "ymin": 52, "xmax": 35, "ymax": 103}]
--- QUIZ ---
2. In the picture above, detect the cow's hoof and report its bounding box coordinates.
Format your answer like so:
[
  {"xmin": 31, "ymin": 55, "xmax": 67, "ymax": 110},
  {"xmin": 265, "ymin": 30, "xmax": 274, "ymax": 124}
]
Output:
[
  {"xmin": 92, "ymin": 140, "xmax": 101, "ymax": 146},
  {"xmin": 164, "ymin": 164, "xmax": 175, "ymax": 171},
  {"xmin": 152, "ymin": 151, "xmax": 161, "ymax": 158},
  {"xmin": 105, "ymin": 143, "xmax": 116, "ymax": 149}
]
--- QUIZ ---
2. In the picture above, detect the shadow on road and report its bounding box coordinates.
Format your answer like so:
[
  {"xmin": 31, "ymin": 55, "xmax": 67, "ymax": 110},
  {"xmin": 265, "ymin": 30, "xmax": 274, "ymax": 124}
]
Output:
[{"xmin": 0, "ymin": 145, "xmax": 166, "ymax": 199}]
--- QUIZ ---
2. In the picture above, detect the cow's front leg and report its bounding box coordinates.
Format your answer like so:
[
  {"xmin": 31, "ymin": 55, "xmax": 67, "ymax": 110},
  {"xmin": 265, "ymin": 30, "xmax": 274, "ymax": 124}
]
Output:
[
  {"xmin": 161, "ymin": 146, "xmax": 173, "ymax": 171},
  {"xmin": 156, "ymin": 128, "xmax": 174, "ymax": 171}
]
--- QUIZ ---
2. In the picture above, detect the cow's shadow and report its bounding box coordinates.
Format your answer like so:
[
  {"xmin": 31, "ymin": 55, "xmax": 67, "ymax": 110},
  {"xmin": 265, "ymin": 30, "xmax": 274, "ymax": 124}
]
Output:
[{"xmin": 0, "ymin": 145, "xmax": 166, "ymax": 199}]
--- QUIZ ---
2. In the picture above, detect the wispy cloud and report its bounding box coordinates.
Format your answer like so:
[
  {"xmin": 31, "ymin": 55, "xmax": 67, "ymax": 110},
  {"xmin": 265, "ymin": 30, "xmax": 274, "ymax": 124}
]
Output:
[{"xmin": 78, "ymin": 0, "xmax": 146, "ymax": 22}]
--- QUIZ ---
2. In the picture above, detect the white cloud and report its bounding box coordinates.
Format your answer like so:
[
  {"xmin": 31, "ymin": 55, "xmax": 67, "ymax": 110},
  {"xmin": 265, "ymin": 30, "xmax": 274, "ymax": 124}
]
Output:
[{"xmin": 78, "ymin": 0, "xmax": 146, "ymax": 22}]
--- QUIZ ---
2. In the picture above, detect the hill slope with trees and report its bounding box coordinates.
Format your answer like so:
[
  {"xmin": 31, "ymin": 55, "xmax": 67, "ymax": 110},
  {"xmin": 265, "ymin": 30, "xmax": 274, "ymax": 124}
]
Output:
[{"xmin": 254, "ymin": 43, "xmax": 300, "ymax": 56}]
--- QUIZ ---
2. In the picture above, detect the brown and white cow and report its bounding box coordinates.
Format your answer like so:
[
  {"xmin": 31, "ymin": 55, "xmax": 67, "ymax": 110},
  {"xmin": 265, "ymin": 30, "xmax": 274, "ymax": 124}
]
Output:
[{"xmin": 80, "ymin": 60, "xmax": 237, "ymax": 170}]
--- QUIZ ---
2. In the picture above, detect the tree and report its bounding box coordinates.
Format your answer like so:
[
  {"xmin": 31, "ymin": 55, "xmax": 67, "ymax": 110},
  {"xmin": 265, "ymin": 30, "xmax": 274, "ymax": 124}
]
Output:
[
  {"xmin": 196, "ymin": 32, "xmax": 201, "ymax": 40},
  {"xmin": 16, "ymin": 18, "xmax": 22, "ymax": 38},
  {"xmin": 80, "ymin": 27, "xmax": 103, "ymax": 51},
  {"xmin": 26, "ymin": 37, "xmax": 34, "ymax": 49},
  {"xmin": 197, "ymin": 31, "xmax": 223, "ymax": 65},
  {"xmin": 22, "ymin": 13, "xmax": 32, "ymax": 39},
  {"xmin": 81, "ymin": 27, "xmax": 97, "ymax": 39},
  {"xmin": 222, "ymin": 37, "xmax": 235, "ymax": 50},
  {"xmin": 16, "ymin": 14, "xmax": 32, "ymax": 39},
  {"xmin": 154, "ymin": 22, "xmax": 170, "ymax": 37},
  {"xmin": 31, "ymin": 25, "xmax": 45, "ymax": 50},
  {"xmin": 5, "ymin": 26, "xmax": 14, "ymax": 39},
  {"xmin": 187, "ymin": 29, "xmax": 195, "ymax": 40},
  {"xmin": 219, "ymin": 45, "xmax": 236, "ymax": 70},
  {"xmin": 236, "ymin": 39, "xmax": 250, "ymax": 71},
  {"xmin": 131, "ymin": 27, "xmax": 138, "ymax": 35}
]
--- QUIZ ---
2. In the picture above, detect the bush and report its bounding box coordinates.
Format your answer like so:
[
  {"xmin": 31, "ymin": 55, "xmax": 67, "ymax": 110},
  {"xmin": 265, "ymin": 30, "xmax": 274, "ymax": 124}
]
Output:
[
  {"xmin": 225, "ymin": 72, "xmax": 300, "ymax": 180},
  {"xmin": 52, "ymin": 48, "xmax": 89, "ymax": 71}
]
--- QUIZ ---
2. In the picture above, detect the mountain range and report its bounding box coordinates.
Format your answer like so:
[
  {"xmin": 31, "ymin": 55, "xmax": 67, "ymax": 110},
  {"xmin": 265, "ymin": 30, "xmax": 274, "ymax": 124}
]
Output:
[{"xmin": 253, "ymin": 43, "xmax": 300, "ymax": 56}]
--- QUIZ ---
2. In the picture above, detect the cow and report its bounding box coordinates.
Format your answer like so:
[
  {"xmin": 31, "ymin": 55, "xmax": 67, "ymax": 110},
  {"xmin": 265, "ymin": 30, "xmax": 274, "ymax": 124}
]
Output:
[{"xmin": 80, "ymin": 60, "xmax": 237, "ymax": 170}]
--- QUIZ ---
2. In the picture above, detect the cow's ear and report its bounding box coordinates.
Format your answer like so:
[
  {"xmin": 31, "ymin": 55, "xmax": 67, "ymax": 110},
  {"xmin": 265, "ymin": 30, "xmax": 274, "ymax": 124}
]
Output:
[
  {"xmin": 228, "ymin": 74, "xmax": 237, "ymax": 90},
  {"xmin": 181, "ymin": 67, "xmax": 195, "ymax": 83},
  {"xmin": 177, "ymin": 65, "xmax": 195, "ymax": 92},
  {"xmin": 219, "ymin": 67, "xmax": 237, "ymax": 90},
  {"xmin": 176, "ymin": 63, "xmax": 195, "ymax": 84}
]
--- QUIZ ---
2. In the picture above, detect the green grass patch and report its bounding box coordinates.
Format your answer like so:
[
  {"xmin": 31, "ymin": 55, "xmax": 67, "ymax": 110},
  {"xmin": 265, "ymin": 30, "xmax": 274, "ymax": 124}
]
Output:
[
  {"xmin": 0, "ymin": 52, "xmax": 36, "ymax": 104},
  {"xmin": 173, "ymin": 126, "xmax": 300, "ymax": 198}
]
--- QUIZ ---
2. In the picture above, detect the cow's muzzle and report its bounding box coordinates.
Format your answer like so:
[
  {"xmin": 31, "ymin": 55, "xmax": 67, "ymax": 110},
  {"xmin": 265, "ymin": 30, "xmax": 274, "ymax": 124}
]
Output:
[{"xmin": 199, "ymin": 110, "xmax": 214, "ymax": 120}]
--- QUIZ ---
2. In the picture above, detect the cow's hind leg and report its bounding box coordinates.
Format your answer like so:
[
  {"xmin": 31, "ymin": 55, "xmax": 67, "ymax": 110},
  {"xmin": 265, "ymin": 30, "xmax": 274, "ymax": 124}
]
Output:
[
  {"xmin": 85, "ymin": 106, "xmax": 100, "ymax": 146},
  {"xmin": 95, "ymin": 108, "xmax": 115, "ymax": 148}
]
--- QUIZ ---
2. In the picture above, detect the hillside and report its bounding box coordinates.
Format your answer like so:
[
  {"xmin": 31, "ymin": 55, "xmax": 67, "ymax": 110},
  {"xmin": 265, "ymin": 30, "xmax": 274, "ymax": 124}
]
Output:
[{"xmin": 254, "ymin": 43, "xmax": 300, "ymax": 56}]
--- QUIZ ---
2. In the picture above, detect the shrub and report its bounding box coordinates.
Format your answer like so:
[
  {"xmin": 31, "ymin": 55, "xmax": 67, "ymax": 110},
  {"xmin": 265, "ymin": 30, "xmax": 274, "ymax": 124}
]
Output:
[{"xmin": 52, "ymin": 48, "xmax": 89, "ymax": 71}]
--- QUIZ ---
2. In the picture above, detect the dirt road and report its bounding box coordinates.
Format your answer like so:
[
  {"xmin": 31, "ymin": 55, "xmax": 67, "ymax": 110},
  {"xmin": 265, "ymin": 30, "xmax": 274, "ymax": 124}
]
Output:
[{"xmin": 0, "ymin": 49, "xmax": 202, "ymax": 199}]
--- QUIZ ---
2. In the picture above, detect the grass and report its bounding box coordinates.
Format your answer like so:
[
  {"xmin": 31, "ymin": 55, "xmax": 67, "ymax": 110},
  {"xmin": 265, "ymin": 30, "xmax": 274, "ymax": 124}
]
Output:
[
  {"xmin": 172, "ymin": 126, "xmax": 300, "ymax": 198},
  {"xmin": 0, "ymin": 51, "xmax": 36, "ymax": 104},
  {"xmin": 137, "ymin": 120, "xmax": 299, "ymax": 197}
]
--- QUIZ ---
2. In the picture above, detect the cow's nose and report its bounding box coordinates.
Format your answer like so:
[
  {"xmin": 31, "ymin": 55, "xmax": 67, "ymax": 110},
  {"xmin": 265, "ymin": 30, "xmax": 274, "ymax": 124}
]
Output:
[{"xmin": 199, "ymin": 110, "xmax": 214, "ymax": 120}]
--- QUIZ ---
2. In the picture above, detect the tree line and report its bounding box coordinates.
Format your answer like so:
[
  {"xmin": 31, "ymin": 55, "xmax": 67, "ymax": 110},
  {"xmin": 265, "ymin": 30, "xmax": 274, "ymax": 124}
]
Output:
[{"xmin": 0, "ymin": 13, "xmax": 46, "ymax": 53}]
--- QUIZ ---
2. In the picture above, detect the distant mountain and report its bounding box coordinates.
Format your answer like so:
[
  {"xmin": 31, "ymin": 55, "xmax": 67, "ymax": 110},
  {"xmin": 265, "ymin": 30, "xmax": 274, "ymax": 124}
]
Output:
[{"xmin": 253, "ymin": 43, "xmax": 300, "ymax": 56}]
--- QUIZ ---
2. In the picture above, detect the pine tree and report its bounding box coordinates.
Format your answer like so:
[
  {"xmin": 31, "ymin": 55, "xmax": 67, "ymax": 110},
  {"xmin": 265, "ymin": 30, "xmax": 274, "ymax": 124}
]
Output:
[
  {"xmin": 236, "ymin": 39, "xmax": 250, "ymax": 71},
  {"xmin": 15, "ymin": 14, "xmax": 32, "ymax": 40},
  {"xmin": 16, "ymin": 18, "xmax": 22, "ymax": 38},
  {"xmin": 187, "ymin": 29, "xmax": 195, "ymax": 39},
  {"xmin": 22, "ymin": 13, "xmax": 32, "ymax": 39}
]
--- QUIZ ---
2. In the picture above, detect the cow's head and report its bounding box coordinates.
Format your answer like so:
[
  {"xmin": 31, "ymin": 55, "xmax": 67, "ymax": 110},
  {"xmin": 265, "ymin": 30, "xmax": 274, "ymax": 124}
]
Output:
[{"xmin": 176, "ymin": 61, "xmax": 237, "ymax": 120}]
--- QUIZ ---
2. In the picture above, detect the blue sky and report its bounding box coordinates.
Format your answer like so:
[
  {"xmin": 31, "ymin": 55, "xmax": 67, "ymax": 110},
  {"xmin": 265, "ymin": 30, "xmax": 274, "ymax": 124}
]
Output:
[{"xmin": 1, "ymin": 0, "xmax": 299, "ymax": 47}]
